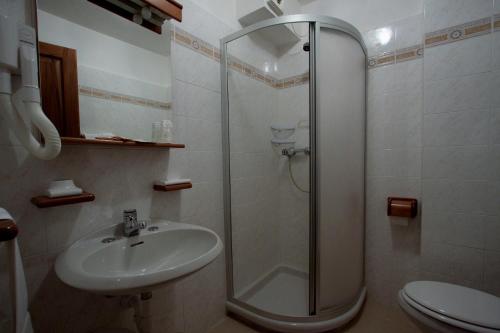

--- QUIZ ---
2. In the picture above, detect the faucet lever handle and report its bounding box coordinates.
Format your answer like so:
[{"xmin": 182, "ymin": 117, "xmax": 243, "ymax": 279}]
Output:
[{"xmin": 123, "ymin": 209, "xmax": 138, "ymax": 222}]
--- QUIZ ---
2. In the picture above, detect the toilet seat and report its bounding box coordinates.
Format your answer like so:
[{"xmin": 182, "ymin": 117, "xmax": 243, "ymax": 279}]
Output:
[{"xmin": 401, "ymin": 281, "xmax": 500, "ymax": 333}]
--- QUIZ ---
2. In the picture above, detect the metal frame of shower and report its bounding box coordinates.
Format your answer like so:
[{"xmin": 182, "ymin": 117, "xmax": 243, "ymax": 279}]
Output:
[{"xmin": 221, "ymin": 14, "xmax": 367, "ymax": 324}]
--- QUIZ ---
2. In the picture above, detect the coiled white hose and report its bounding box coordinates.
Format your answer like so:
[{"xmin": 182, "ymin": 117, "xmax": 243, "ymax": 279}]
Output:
[{"xmin": 0, "ymin": 93, "xmax": 61, "ymax": 160}]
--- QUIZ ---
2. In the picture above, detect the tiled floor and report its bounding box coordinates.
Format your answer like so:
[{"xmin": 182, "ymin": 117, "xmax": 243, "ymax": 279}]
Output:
[{"xmin": 208, "ymin": 298, "xmax": 425, "ymax": 333}]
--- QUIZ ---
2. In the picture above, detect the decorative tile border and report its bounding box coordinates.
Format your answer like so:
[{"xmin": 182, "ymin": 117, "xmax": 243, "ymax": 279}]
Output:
[
  {"xmin": 173, "ymin": 26, "xmax": 309, "ymax": 89},
  {"xmin": 425, "ymin": 17, "xmax": 492, "ymax": 48},
  {"xmin": 227, "ymin": 55, "xmax": 309, "ymax": 89},
  {"xmin": 174, "ymin": 13, "xmax": 499, "ymax": 74},
  {"xmin": 368, "ymin": 44, "xmax": 423, "ymax": 69},
  {"xmin": 174, "ymin": 27, "xmax": 220, "ymax": 63},
  {"xmin": 369, "ymin": 13, "xmax": 499, "ymax": 69},
  {"xmin": 79, "ymin": 86, "xmax": 171, "ymax": 110},
  {"xmin": 396, "ymin": 45, "xmax": 424, "ymax": 63}
]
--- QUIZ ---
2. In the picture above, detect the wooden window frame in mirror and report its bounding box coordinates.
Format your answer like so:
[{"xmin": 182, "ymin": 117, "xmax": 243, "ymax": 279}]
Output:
[
  {"xmin": 144, "ymin": 0, "xmax": 183, "ymax": 22},
  {"xmin": 39, "ymin": 42, "xmax": 81, "ymax": 138},
  {"xmin": 88, "ymin": 0, "xmax": 182, "ymax": 34}
]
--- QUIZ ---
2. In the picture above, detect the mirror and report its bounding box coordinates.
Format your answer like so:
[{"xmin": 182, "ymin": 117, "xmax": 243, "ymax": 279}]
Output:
[{"xmin": 36, "ymin": 0, "xmax": 173, "ymax": 142}]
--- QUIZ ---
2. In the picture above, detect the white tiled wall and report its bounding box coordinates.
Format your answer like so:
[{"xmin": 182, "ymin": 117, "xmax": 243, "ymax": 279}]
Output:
[
  {"xmin": 226, "ymin": 26, "xmax": 311, "ymax": 295},
  {"xmin": 421, "ymin": 0, "xmax": 500, "ymax": 297},
  {"xmin": 227, "ymin": 67, "xmax": 281, "ymax": 294},
  {"xmin": 0, "ymin": 0, "xmax": 229, "ymax": 332},
  {"xmin": 2, "ymin": 0, "xmax": 499, "ymax": 331},
  {"xmin": 301, "ymin": 0, "xmax": 424, "ymax": 33},
  {"xmin": 424, "ymin": 0, "xmax": 494, "ymax": 31},
  {"xmin": 364, "ymin": 0, "xmax": 500, "ymax": 309},
  {"xmin": 275, "ymin": 85, "xmax": 310, "ymax": 272},
  {"xmin": 78, "ymin": 65, "xmax": 173, "ymax": 140}
]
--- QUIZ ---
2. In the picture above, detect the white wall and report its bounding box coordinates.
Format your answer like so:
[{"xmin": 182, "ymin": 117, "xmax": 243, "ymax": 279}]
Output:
[
  {"xmin": 364, "ymin": 0, "xmax": 500, "ymax": 309},
  {"xmin": 190, "ymin": 0, "xmax": 238, "ymax": 29},
  {"xmin": 275, "ymin": 85, "xmax": 310, "ymax": 272},
  {"xmin": 300, "ymin": 0, "xmax": 423, "ymax": 33},
  {"xmin": 226, "ymin": 23, "xmax": 311, "ymax": 293},
  {"xmin": 227, "ymin": 68, "xmax": 281, "ymax": 294},
  {"xmin": 38, "ymin": 10, "xmax": 171, "ymax": 88}
]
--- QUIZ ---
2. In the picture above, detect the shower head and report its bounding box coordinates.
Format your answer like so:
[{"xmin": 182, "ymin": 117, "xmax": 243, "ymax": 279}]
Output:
[{"xmin": 303, "ymin": 42, "xmax": 310, "ymax": 52}]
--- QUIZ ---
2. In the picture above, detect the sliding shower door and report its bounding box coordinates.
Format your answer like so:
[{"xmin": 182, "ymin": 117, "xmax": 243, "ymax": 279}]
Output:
[
  {"xmin": 223, "ymin": 22, "xmax": 312, "ymax": 318},
  {"xmin": 222, "ymin": 15, "xmax": 367, "ymax": 332}
]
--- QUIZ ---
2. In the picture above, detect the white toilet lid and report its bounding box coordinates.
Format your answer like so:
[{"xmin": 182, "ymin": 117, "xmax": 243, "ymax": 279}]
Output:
[{"xmin": 404, "ymin": 281, "xmax": 500, "ymax": 330}]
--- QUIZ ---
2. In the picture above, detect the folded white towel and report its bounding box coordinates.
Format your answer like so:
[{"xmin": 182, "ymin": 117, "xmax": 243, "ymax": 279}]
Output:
[
  {"xmin": 155, "ymin": 179, "xmax": 191, "ymax": 186},
  {"xmin": 83, "ymin": 132, "xmax": 116, "ymax": 139},
  {"xmin": 45, "ymin": 187, "xmax": 83, "ymax": 198}
]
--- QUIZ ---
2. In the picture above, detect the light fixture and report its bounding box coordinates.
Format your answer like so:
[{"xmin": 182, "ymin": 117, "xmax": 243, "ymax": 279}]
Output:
[
  {"xmin": 133, "ymin": 13, "xmax": 143, "ymax": 24},
  {"xmin": 375, "ymin": 27, "xmax": 392, "ymax": 46},
  {"xmin": 264, "ymin": 62, "xmax": 270, "ymax": 73},
  {"xmin": 141, "ymin": 6, "xmax": 152, "ymax": 20}
]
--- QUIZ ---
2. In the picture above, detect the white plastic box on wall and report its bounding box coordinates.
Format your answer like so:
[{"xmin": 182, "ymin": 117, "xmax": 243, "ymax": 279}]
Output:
[{"xmin": 236, "ymin": 0, "xmax": 301, "ymax": 49}]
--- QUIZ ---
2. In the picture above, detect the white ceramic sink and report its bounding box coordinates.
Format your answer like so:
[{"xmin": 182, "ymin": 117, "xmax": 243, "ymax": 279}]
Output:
[{"xmin": 55, "ymin": 220, "xmax": 223, "ymax": 294}]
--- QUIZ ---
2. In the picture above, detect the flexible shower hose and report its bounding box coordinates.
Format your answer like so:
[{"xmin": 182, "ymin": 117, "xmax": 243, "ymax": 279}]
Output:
[{"xmin": 288, "ymin": 157, "xmax": 309, "ymax": 193}]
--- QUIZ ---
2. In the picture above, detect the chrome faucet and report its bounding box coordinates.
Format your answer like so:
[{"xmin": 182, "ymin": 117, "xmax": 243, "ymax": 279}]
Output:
[
  {"xmin": 282, "ymin": 146, "xmax": 310, "ymax": 158},
  {"xmin": 123, "ymin": 209, "xmax": 140, "ymax": 237}
]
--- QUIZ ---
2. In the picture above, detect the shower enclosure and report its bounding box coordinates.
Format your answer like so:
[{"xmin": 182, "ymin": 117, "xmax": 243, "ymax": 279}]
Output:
[{"xmin": 221, "ymin": 15, "xmax": 366, "ymax": 332}]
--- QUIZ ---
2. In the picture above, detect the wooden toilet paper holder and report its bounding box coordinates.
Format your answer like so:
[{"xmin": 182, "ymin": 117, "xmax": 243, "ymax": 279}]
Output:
[{"xmin": 387, "ymin": 197, "xmax": 418, "ymax": 218}]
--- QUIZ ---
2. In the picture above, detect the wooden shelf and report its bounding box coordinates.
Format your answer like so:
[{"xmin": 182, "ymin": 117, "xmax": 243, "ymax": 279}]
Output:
[
  {"xmin": 153, "ymin": 183, "xmax": 192, "ymax": 192},
  {"xmin": 61, "ymin": 137, "xmax": 185, "ymax": 149},
  {"xmin": 31, "ymin": 192, "xmax": 95, "ymax": 208}
]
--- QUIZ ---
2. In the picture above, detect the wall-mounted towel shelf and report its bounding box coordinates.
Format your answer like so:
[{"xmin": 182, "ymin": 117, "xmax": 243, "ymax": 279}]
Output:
[
  {"xmin": 31, "ymin": 192, "xmax": 96, "ymax": 208},
  {"xmin": 61, "ymin": 137, "xmax": 185, "ymax": 149},
  {"xmin": 153, "ymin": 183, "xmax": 192, "ymax": 192}
]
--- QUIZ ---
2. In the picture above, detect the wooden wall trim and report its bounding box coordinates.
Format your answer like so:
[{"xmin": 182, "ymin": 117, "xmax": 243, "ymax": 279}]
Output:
[{"xmin": 144, "ymin": 0, "xmax": 183, "ymax": 22}]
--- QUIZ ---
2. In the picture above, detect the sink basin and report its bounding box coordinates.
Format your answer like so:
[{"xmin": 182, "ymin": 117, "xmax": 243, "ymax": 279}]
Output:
[{"xmin": 55, "ymin": 220, "xmax": 223, "ymax": 294}]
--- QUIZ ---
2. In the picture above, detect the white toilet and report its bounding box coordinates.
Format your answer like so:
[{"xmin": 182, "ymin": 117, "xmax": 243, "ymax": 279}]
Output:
[{"xmin": 399, "ymin": 281, "xmax": 500, "ymax": 333}]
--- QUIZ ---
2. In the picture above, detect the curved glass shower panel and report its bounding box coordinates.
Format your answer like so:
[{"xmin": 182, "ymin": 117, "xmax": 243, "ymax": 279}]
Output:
[
  {"xmin": 225, "ymin": 22, "xmax": 311, "ymax": 318},
  {"xmin": 316, "ymin": 26, "xmax": 365, "ymax": 313}
]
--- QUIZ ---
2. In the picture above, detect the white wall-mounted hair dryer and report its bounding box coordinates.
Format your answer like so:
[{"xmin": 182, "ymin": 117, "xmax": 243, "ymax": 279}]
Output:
[{"xmin": 0, "ymin": 13, "xmax": 61, "ymax": 160}]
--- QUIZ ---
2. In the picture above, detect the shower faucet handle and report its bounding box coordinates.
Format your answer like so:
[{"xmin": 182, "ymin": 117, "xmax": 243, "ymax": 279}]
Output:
[
  {"xmin": 282, "ymin": 147, "xmax": 310, "ymax": 157},
  {"xmin": 282, "ymin": 148, "xmax": 296, "ymax": 157}
]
